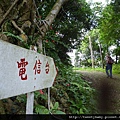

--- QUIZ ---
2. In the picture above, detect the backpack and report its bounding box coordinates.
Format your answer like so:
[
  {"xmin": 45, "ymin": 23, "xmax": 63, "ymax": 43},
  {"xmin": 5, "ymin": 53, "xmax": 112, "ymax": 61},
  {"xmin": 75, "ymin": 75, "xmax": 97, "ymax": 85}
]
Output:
[{"xmin": 108, "ymin": 57, "xmax": 114, "ymax": 64}]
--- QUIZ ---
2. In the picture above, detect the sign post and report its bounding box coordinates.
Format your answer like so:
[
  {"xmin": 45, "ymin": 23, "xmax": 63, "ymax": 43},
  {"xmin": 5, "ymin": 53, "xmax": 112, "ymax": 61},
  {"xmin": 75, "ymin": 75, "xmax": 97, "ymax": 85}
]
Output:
[
  {"xmin": 26, "ymin": 92, "xmax": 34, "ymax": 114},
  {"xmin": 0, "ymin": 40, "xmax": 57, "ymax": 113}
]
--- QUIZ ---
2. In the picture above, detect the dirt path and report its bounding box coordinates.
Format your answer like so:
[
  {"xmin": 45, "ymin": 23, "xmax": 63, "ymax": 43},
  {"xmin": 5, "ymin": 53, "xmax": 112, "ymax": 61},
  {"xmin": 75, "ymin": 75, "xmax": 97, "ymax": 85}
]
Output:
[{"xmin": 76, "ymin": 70, "xmax": 120, "ymax": 114}]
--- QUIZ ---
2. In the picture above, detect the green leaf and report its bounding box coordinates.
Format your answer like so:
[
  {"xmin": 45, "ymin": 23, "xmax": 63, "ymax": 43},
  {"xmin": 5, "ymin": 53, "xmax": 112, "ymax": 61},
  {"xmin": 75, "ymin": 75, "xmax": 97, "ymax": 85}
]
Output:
[
  {"xmin": 35, "ymin": 105, "xmax": 49, "ymax": 114},
  {"xmin": 3, "ymin": 32, "xmax": 24, "ymax": 42},
  {"xmin": 53, "ymin": 102, "xmax": 59, "ymax": 110},
  {"xmin": 54, "ymin": 110, "xmax": 66, "ymax": 114},
  {"xmin": 79, "ymin": 108, "xmax": 84, "ymax": 114}
]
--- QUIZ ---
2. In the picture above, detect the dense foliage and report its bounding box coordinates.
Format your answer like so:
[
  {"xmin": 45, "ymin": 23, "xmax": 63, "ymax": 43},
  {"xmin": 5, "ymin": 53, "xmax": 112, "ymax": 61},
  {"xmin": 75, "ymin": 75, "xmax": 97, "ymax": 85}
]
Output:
[
  {"xmin": 75, "ymin": 0, "xmax": 120, "ymax": 68},
  {"xmin": 43, "ymin": 0, "xmax": 92, "ymax": 65},
  {"xmin": 0, "ymin": 0, "xmax": 98, "ymax": 114},
  {"xmin": 34, "ymin": 66, "xmax": 97, "ymax": 114}
]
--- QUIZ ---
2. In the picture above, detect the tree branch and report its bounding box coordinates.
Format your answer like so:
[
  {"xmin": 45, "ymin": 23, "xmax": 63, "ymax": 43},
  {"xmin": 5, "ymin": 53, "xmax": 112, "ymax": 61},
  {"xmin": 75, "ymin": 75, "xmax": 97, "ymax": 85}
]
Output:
[
  {"xmin": 11, "ymin": 20, "xmax": 24, "ymax": 34},
  {"xmin": 0, "ymin": 0, "xmax": 19, "ymax": 26}
]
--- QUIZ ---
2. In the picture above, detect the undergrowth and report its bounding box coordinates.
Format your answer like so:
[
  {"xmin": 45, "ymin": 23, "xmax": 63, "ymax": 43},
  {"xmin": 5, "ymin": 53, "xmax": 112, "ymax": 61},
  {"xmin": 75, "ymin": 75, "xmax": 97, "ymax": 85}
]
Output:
[
  {"xmin": 34, "ymin": 65, "xmax": 98, "ymax": 114},
  {"xmin": 2, "ymin": 65, "xmax": 98, "ymax": 114}
]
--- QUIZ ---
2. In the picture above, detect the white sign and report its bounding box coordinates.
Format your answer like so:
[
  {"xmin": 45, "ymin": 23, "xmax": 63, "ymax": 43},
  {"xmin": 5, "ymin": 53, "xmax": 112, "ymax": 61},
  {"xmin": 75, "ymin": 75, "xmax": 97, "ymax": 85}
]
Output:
[{"xmin": 0, "ymin": 40, "xmax": 57, "ymax": 100}]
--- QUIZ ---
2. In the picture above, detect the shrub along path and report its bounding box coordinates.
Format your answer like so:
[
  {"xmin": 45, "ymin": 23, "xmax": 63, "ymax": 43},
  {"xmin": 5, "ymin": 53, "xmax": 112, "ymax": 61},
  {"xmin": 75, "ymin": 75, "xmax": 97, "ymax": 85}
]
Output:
[{"xmin": 76, "ymin": 70, "xmax": 120, "ymax": 114}]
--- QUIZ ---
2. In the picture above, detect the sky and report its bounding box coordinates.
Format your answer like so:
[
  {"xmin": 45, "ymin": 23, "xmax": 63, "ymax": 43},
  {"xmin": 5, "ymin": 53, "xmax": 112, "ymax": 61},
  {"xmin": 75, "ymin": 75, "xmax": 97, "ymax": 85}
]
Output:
[
  {"xmin": 86, "ymin": 0, "xmax": 110, "ymax": 6},
  {"xmin": 88, "ymin": 0, "xmax": 105, "ymax": 2},
  {"xmin": 86, "ymin": 0, "xmax": 107, "ymax": 3}
]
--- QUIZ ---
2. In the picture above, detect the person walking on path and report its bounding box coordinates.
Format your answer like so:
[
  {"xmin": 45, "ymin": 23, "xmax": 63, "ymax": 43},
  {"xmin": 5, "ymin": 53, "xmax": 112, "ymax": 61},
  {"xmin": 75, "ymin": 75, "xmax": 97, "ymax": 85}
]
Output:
[{"xmin": 105, "ymin": 53, "xmax": 114, "ymax": 78}]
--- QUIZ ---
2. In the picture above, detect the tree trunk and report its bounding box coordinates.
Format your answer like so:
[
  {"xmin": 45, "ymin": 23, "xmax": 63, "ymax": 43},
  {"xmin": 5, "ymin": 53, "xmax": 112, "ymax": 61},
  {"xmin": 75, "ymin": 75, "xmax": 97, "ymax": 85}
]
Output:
[
  {"xmin": 98, "ymin": 40, "xmax": 104, "ymax": 68},
  {"xmin": 89, "ymin": 36, "xmax": 94, "ymax": 68},
  {"xmin": 37, "ymin": 0, "xmax": 68, "ymax": 51}
]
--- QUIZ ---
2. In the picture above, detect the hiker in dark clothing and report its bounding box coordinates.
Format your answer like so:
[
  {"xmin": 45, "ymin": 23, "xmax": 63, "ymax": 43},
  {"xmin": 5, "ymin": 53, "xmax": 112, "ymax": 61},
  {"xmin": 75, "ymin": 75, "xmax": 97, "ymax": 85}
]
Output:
[{"xmin": 105, "ymin": 53, "xmax": 114, "ymax": 78}]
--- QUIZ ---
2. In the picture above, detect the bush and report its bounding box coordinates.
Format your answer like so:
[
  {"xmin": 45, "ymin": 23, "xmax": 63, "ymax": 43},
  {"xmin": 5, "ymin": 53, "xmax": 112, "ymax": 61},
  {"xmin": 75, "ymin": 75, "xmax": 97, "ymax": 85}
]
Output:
[
  {"xmin": 34, "ymin": 65, "xmax": 98, "ymax": 114},
  {"xmin": 113, "ymin": 63, "xmax": 120, "ymax": 74}
]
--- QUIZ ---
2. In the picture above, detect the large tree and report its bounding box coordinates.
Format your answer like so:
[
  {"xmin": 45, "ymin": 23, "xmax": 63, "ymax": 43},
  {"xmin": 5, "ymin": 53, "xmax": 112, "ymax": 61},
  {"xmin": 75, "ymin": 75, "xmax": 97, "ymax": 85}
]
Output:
[
  {"xmin": 0, "ymin": 0, "xmax": 68, "ymax": 49},
  {"xmin": 98, "ymin": 0, "xmax": 120, "ymax": 63},
  {"xmin": 48, "ymin": 0, "xmax": 92, "ymax": 64},
  {"xmin": 0, "ymin": 0, "xmax": 92, "ymax": 66}
]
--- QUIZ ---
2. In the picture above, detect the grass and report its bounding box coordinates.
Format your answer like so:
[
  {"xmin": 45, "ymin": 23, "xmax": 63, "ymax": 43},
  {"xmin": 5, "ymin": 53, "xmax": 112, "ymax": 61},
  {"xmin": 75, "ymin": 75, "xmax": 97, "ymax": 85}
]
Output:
[
  {"xmin": 73, "ymin": 67, "xmax": 105, "ymax": 72},
  {"xmin": 73, "ymin": 66, "xmax": 120, "ymax": 77}
]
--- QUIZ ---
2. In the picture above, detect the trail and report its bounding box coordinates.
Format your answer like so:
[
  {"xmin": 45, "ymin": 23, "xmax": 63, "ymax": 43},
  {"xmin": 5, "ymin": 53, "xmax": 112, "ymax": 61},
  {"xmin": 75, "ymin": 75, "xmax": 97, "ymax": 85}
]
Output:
[{"xmin": 76, "ymin": 70, "xmax": 120, "ymax": 114}]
